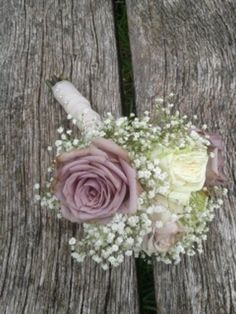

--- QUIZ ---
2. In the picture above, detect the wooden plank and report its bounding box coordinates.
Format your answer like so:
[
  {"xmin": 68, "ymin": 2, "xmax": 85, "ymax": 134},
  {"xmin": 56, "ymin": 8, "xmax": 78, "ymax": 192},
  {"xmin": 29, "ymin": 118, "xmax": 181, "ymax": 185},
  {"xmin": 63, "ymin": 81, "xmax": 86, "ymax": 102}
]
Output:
[
  {"xmin": 126, "ymin": 0, "xmax": 236, "ymax": 313},
  {"xmin": 0, "ymin": 1, "xmax": 139, "ymax": 313}
]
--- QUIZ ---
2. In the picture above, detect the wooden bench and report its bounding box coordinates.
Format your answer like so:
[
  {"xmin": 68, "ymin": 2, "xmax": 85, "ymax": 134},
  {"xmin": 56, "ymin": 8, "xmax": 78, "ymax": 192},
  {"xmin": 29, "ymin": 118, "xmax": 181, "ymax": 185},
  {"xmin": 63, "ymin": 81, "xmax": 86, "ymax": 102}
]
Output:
[{"xmin": 1, "ymin": 0, "xmax": 235, "ymax": 313}]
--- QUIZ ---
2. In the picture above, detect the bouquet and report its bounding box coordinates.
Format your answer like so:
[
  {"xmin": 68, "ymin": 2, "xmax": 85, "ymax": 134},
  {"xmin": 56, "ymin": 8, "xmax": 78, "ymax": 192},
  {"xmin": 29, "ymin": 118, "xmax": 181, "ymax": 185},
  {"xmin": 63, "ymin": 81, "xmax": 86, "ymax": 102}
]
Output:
[{"xmin": 35, "ymin": 77, "xmax": 227, "ymax": 270}]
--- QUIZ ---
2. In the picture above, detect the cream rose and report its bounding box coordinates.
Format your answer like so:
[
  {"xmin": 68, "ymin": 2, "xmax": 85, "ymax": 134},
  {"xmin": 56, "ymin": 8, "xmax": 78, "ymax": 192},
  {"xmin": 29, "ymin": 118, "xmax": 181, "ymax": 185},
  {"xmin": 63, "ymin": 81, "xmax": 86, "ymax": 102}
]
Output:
[{"xmin": 152, "ymin": 144, "xmax": 209, "ymax": 205}]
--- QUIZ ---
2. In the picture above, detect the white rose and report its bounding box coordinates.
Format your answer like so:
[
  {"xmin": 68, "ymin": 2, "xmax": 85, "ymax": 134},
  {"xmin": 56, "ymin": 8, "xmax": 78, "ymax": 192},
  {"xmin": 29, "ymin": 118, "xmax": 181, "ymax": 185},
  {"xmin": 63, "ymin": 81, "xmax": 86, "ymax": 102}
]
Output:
[
  {"xmin": 152, "ymin": 144, "xmax": 209, "ymax": 205},
  {"xmin": 154, "ymin": 194, "xmax": 184, "ymax": 214}
]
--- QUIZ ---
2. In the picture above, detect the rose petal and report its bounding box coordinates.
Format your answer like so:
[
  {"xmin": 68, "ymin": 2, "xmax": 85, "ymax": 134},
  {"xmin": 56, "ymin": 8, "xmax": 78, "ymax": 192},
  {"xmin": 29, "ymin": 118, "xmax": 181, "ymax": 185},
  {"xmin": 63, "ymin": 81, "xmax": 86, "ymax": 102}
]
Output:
[
  {"xmin": 119, "ymin": 159, "xmax": 137, "ymax": 213},
  {"xmin": 92, "ymin": 137, "xmax": 131, "ymax": 163}
]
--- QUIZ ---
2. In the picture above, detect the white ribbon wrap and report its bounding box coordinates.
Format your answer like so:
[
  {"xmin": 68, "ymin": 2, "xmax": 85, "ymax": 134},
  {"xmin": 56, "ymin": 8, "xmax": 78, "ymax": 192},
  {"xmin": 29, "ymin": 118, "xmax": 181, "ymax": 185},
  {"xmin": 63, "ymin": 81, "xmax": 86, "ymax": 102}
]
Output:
[{"xmin": 52, "ymin": 80, "xmax": 102, "ymax": 132}]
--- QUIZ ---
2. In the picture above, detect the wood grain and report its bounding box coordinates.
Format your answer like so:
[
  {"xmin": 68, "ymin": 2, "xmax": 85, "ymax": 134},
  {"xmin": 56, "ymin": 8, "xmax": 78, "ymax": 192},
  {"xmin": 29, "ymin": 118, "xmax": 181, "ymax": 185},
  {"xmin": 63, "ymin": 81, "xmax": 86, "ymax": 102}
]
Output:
[
  {"xmin": 0, "ymin": 1, "xmax": 139, "ymax": 313},
  {"xmin": 126, "ymin": 0, "xmax": 236, "ymax": 313}
]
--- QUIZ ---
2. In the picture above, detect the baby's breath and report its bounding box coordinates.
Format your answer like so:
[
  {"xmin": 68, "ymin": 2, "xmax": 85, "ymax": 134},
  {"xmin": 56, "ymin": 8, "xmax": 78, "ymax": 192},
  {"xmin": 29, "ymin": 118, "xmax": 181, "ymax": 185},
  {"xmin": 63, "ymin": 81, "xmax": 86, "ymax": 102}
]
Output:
[{"xmin": 69, "ymin": 213, "xmax": 152, "ymax": 269}]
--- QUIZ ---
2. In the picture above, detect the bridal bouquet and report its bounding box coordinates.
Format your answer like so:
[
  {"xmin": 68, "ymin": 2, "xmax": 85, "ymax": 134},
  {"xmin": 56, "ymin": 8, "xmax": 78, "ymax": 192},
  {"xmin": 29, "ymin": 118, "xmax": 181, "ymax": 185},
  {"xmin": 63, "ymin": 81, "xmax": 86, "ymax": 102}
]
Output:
[{"xmin": 35, "ymin": 77, "xmax": 226, "ymax": 270}]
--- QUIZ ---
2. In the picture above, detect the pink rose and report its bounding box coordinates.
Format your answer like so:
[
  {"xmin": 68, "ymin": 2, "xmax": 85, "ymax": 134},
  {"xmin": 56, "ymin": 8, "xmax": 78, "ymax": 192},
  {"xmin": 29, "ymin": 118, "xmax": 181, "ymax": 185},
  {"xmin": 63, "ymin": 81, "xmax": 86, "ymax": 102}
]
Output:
[
  {"xmin": 142, "ymin": 222, "xmax": 184, "ymax": 254},
  {"xmin": 195, "ymin": 129, "xmax": 226, "ymax": 186},
  {"xmin": 53, "ymin": 138, "xmax": 140, "ymax": 223}
]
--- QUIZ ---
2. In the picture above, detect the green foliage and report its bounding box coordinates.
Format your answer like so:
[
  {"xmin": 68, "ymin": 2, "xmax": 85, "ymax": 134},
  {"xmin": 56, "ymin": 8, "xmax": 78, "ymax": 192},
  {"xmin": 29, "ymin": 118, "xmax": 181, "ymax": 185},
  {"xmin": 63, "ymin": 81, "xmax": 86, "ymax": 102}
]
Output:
[{"xmin": 190, "ymin": 191, "xmax": 209, "ymax": 212}]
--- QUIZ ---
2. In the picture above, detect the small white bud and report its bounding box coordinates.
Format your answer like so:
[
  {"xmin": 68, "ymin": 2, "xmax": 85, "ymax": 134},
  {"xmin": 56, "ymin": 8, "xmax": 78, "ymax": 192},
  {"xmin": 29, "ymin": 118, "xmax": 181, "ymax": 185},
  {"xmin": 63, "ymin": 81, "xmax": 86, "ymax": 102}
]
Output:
[
  {"xmin": 57, "ymin": 127, "xmax": 64, "ymax": 134},
  {"xmin": 111, "ymin": 244, "xmax": 119, "ymax": 252},
  {"xmin": 66, "ymin": 129, "xmax": 72, "ymax": 135},
  {"xmin": 69, "ymin": 237, "xmax": 77, "ymax": 245},
  {"xmin": 102, "ymin": 264, "xmax": 109, "ymax": 271},
  {"xmin": 73, "ymin": 139, "xmax": 79, "ymax": 146}
]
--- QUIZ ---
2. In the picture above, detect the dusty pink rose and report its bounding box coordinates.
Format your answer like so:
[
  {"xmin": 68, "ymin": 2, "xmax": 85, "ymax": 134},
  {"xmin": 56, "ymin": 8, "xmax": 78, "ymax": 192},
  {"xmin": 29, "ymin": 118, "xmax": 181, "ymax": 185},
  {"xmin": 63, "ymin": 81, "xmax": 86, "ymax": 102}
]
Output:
[
  {"xmin": 53, "ymin": 138, "xmax": 140, "ymax": 223},
  {"xmin": 195, "ymin": 129, "xmax": 226, "ymax": 186},
  {"xmin": 142, "ymin": 222, "xmax": 184, "ymax": 254}
]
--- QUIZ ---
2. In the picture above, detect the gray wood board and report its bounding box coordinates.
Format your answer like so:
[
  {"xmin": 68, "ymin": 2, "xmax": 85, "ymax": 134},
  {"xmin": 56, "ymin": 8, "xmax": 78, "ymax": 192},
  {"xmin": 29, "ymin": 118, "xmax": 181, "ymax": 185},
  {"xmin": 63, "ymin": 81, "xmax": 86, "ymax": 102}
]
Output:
[
  {"xmin": 126, "ymin": 0, "xmax": 236, "ymax": 313},
  {"xmin": 0, "ymin": 1, "xmax": 139, "ymax": 313}
]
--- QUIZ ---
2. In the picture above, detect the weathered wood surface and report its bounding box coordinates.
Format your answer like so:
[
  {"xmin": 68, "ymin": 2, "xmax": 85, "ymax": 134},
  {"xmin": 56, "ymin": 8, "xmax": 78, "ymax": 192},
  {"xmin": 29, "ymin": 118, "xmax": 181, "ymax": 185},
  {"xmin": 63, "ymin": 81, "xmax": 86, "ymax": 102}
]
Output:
[
  {"xmin": 0, "ymin": 1, "xmax": 139, "ymax": 313},
  {"xmin": 127, "ymin": 0, "xmax": 236, "ymax": 313}
]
